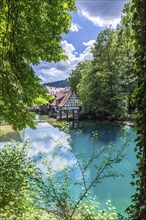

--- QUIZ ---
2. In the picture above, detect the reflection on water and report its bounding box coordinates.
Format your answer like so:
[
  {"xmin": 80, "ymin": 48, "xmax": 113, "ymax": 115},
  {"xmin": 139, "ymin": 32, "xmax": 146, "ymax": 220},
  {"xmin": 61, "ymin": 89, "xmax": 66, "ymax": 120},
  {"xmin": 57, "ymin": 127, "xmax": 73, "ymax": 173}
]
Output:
[
  {"xmin": 24, "ymin": 121, "xmax": 136, "ymax": 215},
  {"xmin": 24, "ymin": 123, "xmax": 76, "ymax": 172},
  {"xmin": 0, "ymin": 121, "xmax": 136, "ymax": 216}
]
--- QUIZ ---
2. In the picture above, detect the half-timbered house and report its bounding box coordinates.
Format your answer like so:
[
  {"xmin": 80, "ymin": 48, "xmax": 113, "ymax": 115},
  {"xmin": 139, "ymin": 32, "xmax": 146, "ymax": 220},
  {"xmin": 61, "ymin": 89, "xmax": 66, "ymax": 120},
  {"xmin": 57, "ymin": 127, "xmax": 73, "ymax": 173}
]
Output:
[{"xmin": 50, "ymin": 88, "xmax": 80, "ymax": 120}]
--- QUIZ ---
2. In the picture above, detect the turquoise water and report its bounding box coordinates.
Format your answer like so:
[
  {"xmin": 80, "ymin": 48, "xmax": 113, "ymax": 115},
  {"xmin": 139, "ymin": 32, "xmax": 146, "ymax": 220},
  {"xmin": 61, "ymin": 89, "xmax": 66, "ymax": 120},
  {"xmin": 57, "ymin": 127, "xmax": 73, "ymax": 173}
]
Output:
[
  {"xmin": 22, "ymin": 121, "xmax": 136, "ymax": 216},
  {"xmin": 70, "ymin": 122, "xmax": 137, "ymax": 215}
]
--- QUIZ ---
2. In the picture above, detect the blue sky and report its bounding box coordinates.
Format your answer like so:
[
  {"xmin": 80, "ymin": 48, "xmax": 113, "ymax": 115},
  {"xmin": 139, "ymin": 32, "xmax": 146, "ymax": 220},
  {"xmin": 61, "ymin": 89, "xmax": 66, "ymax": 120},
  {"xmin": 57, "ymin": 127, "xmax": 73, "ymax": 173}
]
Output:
[{"xmin": 33, "ymin": 0, "xmax": 129, "ymax": 83}]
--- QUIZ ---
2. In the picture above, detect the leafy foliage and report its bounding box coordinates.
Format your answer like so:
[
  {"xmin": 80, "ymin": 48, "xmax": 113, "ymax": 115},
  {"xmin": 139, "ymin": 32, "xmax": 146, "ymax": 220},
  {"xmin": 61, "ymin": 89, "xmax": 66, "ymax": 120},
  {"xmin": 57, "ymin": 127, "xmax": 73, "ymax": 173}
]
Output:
[
  {"xmin": 0, "ymin": 141, "xmax": 38, "ymax": 219},
  {"xmin": 0, "ymin": 139, "xmax": 128, "ymax": 219},
  {"xmin": 69, "ymin": 23, "xmax": 136, "ymax": 120},
  {"xmin": 34, "ymin": 93, "xmax": 54, "ymax": 107},
  {"xmin": 0, "ymin": 0, "xmax": 76, "ymax": 130},
  {"xmin": 125, "ymin": 0, "xmax": 146, "ymax": 219},
  {"xmin": 68, "ymin": 62, "xmax": 83, "ymax": 92}
]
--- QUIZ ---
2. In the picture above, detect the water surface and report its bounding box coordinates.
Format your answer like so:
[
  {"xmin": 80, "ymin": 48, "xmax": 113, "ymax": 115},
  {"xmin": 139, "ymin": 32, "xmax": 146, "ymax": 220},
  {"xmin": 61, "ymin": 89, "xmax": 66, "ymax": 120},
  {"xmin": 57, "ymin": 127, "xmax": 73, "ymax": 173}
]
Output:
[{"xmin": 23, "ymin": 121, "xmax": 136, "ymax": 215}]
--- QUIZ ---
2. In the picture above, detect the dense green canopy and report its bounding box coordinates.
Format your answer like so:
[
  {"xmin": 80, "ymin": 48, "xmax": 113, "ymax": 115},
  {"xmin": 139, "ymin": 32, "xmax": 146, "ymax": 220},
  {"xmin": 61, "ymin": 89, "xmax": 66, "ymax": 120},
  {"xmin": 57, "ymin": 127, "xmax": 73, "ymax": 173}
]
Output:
[
  {"xmin": 69, "ymin": 19, "xmax": 136, "ymax": 120},
  {"xmin": 126, "ymin": 0, "xmax": 146, "ymax": 219},
  {"xmin": 0, "ymin": 0, "xmax": 76, "ymax": 130}
]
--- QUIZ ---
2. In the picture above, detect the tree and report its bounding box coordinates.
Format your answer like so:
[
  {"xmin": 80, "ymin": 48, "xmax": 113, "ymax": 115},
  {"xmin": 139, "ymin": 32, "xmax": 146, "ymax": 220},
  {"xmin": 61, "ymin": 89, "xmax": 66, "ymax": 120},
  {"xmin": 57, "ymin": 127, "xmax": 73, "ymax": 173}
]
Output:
[
  {"xmin": 125, "ymin": 0, "xmax": 146, "ymax": 219},
  {"xmin": 68, "ymin": 62, "xmax": 83, "ymax": 92},
  {"xmin": 69, "ymin": 61, "xmax": 94, "ymax": 112},
  {"xmin": 91, "ymin": 26, "xmax": 136, "ymax": 119},
  {"xmin": 71, "ymin": 27, "xmax": 135, "ymax": 119},
  {"xmin": 0, "ymin": 141, "xmax": 38, "ymax": 219},
  {"xmin": 0, "ymin": 0, "xmax": 76, "ymax": 130},
  {"xmin": 90, "ymin": 28, "xmax": 123, "ymax": 117},
  {"xmin": 118, "ymin": 3, "xmax": 136, "ymax": 113},
  {"xmin": 68, "ymin": 25, "xmax": 136, "ymax": 120}
]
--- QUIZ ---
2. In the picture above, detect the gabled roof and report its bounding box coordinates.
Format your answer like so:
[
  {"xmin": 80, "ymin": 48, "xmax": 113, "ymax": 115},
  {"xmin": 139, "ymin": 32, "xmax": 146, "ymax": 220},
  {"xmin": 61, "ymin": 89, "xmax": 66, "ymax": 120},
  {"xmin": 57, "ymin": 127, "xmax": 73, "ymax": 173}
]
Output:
[
  {"xmin": 56, "ymin": 91, "xmax": 66, "ymax": 100},
  {"xmin": 50, "ymin": 99, "xmax": 57, "ymax": 106},
  {"xmin": 50, "ymin": 89, "xmax": 72, "ymax": 107},
  {"xmin": 58, "ymin": 90, "xmax": 72, "ymax": 107}
]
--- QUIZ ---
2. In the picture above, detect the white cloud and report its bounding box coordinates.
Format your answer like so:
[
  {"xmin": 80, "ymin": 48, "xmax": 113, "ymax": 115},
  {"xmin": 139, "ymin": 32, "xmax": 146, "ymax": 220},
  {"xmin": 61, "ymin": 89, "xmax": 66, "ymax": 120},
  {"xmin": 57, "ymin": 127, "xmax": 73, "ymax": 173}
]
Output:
[
  {"xmin": 70, "ymin": 23, "xmax": 81, "ymax": 32},
  {"xmin": 61, "ymin": 39, "xmax": 94, "ymax": 63},
  {"xmin": 77, "ymin": 0, "xmax": 128, "ymax": 28},
  {"xmin": 61, "ymin": 40, "xmax": 76, "ymax": 55},
  {"xmin": 24, "ymin": 123, "xmax": 77, "ymax": 171},
  {"xmin": 38, "ymin": 75, "xmax": 48, "ymax": 83},
  {"xmin": 83, "ymin": 40, "xmax": 95, "ymax": 47},
  {"xmin": 40, "ymin": 68, "xmax": 63, "ymax": 76},
  {"xmin": 36, "ymin": 40, "xmax": 95, "ymax": 83},
  {"xmin": 79, "ymin": 46, "xmax": 92, "ymax": 61},
  {"xmin": 81, "ymin": 10, "xmax": 121, "ymax": 28},
  {"xmin": 40, "ymin": 67, "xmax": 69, "ymax": 83},
  {"xmin": 79, "ymin": 40, "xmax": 95, "ymax": 61}
]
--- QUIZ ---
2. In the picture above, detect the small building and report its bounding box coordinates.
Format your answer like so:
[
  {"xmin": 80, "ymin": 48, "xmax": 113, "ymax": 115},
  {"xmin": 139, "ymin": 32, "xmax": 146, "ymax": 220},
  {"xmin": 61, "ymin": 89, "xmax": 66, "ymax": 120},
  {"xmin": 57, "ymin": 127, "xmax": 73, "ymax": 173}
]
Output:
[{"xmin": 50, "ymin": 88, "xmax": 80, "ymax": 120}]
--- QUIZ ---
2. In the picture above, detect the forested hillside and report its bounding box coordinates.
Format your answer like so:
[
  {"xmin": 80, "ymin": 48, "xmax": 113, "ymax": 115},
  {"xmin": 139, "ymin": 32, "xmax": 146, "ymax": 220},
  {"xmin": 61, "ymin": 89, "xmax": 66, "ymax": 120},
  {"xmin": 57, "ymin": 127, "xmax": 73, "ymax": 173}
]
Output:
[{"xmin": 43, "ymin": 79, "xmax": 68, "ymax": 88}]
